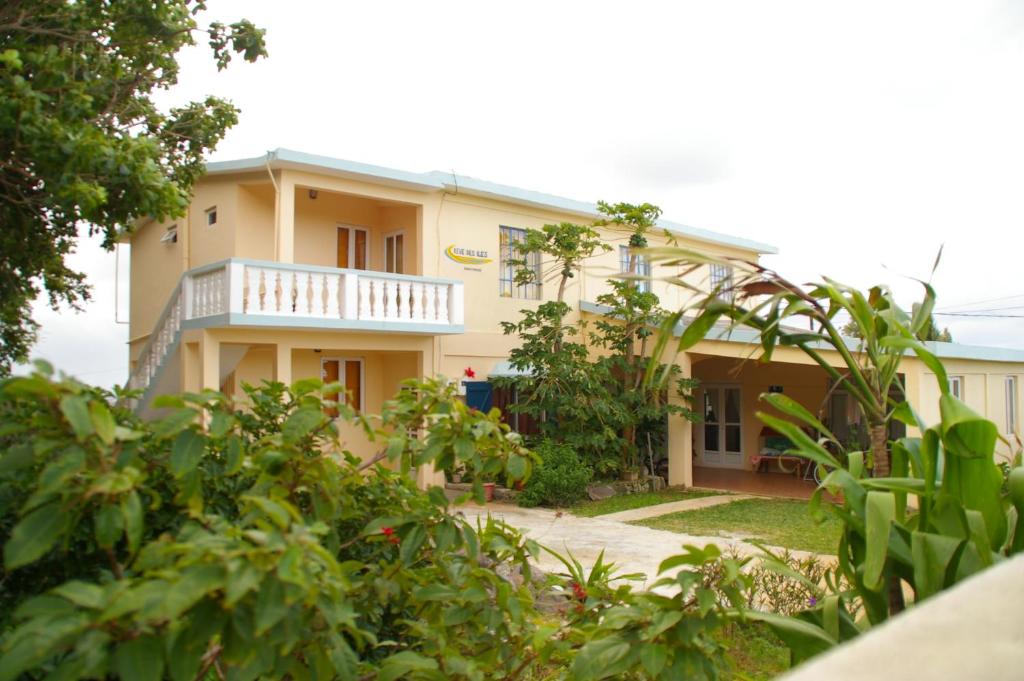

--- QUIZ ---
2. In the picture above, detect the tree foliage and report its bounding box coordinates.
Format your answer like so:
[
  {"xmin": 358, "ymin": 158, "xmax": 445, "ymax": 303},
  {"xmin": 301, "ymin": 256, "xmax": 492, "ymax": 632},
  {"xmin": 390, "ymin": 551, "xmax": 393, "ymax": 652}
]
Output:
[
  {"xmin": 0, "ymin": 363, "xmax": 753, "ymax": 680},
  {"xmin": 0, "ymin": 0, "xmax": 268, "ymax": 371},
  {"xmin": 498, "ymin": 210, "xmax": 696, "ymax": 478}
]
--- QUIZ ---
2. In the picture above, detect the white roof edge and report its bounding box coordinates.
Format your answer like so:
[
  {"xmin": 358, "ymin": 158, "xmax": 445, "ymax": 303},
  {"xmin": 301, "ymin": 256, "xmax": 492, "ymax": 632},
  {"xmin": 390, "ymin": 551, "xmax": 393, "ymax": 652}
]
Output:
[
  {"xmin": 204, "ymin": 148, "xmax": 778, "ymax": 255},
  {"xmin": 580, "ymin": 301, "xmax": 1024, "ymax": 364}
]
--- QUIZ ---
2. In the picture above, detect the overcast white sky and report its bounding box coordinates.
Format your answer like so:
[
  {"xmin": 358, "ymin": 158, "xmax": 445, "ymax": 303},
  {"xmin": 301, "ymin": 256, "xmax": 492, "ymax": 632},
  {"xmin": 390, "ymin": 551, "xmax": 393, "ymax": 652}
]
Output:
[{"xmin": 20, "ymin": 0, "xmax": 1024, "ymax": 387}]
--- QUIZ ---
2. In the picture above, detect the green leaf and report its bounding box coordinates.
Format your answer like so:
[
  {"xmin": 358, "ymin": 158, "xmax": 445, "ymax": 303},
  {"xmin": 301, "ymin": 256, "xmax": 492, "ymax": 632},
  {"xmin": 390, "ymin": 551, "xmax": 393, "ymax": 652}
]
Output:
[
  {"xmin": 170, "ymin": 430, "xmax": 204, "ymax": 478},
  {"xmin": 0, "ymin": 443, "xmax": 34, "ymax": 473},
  {"xmin": 94, "ymin": 503, "xmax": 124, "ymax": 548},
  {"xmin": 676, "ymin": 308, "xmax": 723, "ymax": 352},
  {"xmin": 113, "ymin": 634, "xmax": 164, "ymax": 681},
  {"xmin": 89, "ymin": 401, "xmax": 117, "ymax": 445},
  {"xmin": 52, "ymin": 581, "xmax": 105, "ymax": 609},
  {"xmin": 60, "ymin": 395, "xmax": 93, "ymax": 440},
  {"xmin": 760, "ymin": 392, "xmax": 837, "ymax": 442},
  {"xmin": 911, "ymin": 531, "xmax": 965, "ymax": 601},
  {"xmin": 283, "ymin": 407, "xmax": 325, "ymax": 443},
  {"xmin": 400, "ymin": 525, "xmax": 427, "ymax": 565},
  {"xmin": 151, "ymin": 408, "xmax": 198, "ymax": 439},
  {"xmin": 506, "ymin": 453, "xmax": 528, "ymax": 481},
  {"xmin": 121, "ymin": 491, "xmax": 144, "ymax": 555},
  {"xmin": 4, "ymin": 502, "xmax": 65, "ymax": 569},
  {"xmin": 571, "ymin": 635, "xmax": 631, "ymax": 679},
  {"xmin": 415, "ymin": 584, "xmax": 460, "ymax": 601},
  {"xmin": 254, "ymin": 577, "xmax": 287, "ymax": 635},
  {"xmin": 864, "ymin": 491, "xmax": 896, "ymax": 591},
  {"xmin": 377, "ymin": 651, "xmax": 438, "ymax": 681},
  {"xmin": 639, "ymin": 643, "xmax": 668, "ymax": 676},
  {"xmin": 743, "ymin": 610, "xmax": 837, "ymax": 664}
]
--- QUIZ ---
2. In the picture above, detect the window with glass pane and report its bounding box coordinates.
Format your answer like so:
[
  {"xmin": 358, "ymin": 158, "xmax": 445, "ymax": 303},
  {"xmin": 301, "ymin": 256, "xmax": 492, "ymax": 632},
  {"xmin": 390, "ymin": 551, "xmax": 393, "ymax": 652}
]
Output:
[
  {"xmin": 710, "ymin": 264, "xmax": 734, "ymax": 301},
  {"xmin": 1007, "ymin": 376, "xmax": 1019, "ymax": 434},
  {"xmin": 499, "ymin": 226, "xmax": 540, "ymax": 299},
  {"xmin": 949, "ymin": 376, "xmax": 963, "ymax": 400},
  {"xmin": 724, "ymin": 388, "xmax": 742, "ymax": 453},
  {"xmin": 704, "ymin": 388, "xmax": 720, "ymax": 451},
  {"xmin": 619, "ymin": 245, "xmax": 651, "ymax": 293}
]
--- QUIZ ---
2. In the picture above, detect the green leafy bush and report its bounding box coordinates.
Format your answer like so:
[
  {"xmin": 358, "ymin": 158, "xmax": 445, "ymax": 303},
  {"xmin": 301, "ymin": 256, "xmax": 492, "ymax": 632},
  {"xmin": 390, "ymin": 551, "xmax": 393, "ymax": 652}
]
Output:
[
  {"xmin": 517, "ymin": 440, "xmax": 593, "ymax": 508},
  {"xmin": 0, "ymin": 362, "xmax": 749, "ymax": 680}
]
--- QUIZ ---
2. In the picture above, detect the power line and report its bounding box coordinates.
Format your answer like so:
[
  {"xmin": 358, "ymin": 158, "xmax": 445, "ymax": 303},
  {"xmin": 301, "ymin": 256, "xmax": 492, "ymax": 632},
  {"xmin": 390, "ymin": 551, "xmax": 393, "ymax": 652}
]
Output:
[
  {"xmin": 935, "ymin": 312, "xmax": 1024, "ymax": 318},
  {"xmin": 937, "ymin": 292, "xmax": 1024, "ymax": 311}
]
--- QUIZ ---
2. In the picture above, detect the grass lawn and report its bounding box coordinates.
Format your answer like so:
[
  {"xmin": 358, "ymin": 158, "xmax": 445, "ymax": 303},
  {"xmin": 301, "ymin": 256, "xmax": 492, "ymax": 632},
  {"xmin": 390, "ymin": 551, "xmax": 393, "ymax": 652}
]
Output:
[
  {"xmin": 719, "ymin": 622, "xmax": 790, "ymax": 680},
  {"xmin": 569, "ymin": 487, "xmax": 724, "ymax": 517},
  {"xmin": 632, "ymin": 497, "xmax": 841, "ymax": 555}
]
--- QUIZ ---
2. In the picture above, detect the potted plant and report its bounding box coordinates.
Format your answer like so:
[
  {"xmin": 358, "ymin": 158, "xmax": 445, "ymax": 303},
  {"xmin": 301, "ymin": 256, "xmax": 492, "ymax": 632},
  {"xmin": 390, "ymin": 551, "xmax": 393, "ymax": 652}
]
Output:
[{"xmin": 482, "ymin": 480, "xmax": 497, "ymax": 502}]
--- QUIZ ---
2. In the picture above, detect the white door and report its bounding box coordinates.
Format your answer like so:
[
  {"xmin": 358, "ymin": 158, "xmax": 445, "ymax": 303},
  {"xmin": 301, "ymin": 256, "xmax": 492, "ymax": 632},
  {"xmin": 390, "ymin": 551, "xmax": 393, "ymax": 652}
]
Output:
[
  {"xmin": 384, "ymin": 231, "xmax": 405, "ymax": 274},
  {"xmin": 702, "ymin": 385, "xmax": 743, "ymax": 466}
]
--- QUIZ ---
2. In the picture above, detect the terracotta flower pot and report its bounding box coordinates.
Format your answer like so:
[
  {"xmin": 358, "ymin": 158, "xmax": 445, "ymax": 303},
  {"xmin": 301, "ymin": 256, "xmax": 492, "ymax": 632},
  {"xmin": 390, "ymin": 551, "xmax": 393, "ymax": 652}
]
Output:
[{"xmin": 483, "ymin": 482, "xmax": 496, "ymax": 502}]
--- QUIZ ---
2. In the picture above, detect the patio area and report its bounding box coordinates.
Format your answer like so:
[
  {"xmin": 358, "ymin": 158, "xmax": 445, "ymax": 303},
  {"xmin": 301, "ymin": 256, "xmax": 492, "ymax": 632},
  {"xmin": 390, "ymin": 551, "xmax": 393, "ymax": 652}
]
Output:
[{"xmin": 692, "ymin": 466, "xmax": 819, "ymax": 499}]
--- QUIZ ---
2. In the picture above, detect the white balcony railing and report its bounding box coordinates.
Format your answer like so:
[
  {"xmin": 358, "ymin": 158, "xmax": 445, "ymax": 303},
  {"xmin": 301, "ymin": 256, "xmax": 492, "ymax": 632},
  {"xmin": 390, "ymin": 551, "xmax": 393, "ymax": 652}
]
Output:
[{"xmin": 127, "ymin": 259, "xmax": 464, "ymax": 400}]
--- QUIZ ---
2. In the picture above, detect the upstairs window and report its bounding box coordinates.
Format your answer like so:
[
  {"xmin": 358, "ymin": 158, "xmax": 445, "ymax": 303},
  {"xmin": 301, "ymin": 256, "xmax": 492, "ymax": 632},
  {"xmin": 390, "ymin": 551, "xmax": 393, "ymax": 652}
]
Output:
[
  {"xmin": 619, "ymin": 245, "xmax": 651, "ymax": 293},
  {"xmin": 710, "ymin": 263, "xmax": 734, "ymax": 302},
  {"xmin": 205, "ymin": 206, "xmax": 218, "ymax": 227},
  {"xmin": 499, "ymin": 226, "xmax": 540, "ymax": 299}
]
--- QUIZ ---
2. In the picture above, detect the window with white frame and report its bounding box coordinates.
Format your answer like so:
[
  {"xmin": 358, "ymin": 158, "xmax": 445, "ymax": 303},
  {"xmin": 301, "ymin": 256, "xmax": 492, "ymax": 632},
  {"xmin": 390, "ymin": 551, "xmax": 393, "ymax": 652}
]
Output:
[
  {"xmin": 949, "ymin": 375, "xmax": 964, "ymax": 400},
  {"xmin": 710, "ymin": 263, "xmax": 734, "ymax": 301},
  {"xmin": 499, "ymin": 226, "xmax": 540, "ymax": 299},
  {"xmin": 205, "ymin": 206, "xmax": 218, "ymax": 227},
  {"xmin": 619, "ymin": 245, "xmax": 652, "ymax": 293},
  {"xmin": 1007, "ymin": 376, "xmax": 1019, "ymax": 434}
]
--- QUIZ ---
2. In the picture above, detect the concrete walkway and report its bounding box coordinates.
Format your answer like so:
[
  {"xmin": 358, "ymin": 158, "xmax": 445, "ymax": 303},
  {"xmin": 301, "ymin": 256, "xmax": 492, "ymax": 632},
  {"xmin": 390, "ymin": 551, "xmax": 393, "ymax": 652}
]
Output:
[
  {"xmin": 597, "ymin": 493, "xmax": 753, "ymax": 523},
  {"xmin": 457, "ymin": 501, "xmax": 812, "ymax": 589}
]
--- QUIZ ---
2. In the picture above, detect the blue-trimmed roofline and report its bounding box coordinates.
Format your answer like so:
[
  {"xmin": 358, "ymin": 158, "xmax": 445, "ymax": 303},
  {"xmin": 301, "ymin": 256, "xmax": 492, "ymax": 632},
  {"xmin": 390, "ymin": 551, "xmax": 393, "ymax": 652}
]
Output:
[
  {"xmin": 205, "ymin": 148, "xmax": 778, "ymax": 255},
  {"xmin": 579, "ymin": 300, "xmax": 1024, "ymax": 364}
]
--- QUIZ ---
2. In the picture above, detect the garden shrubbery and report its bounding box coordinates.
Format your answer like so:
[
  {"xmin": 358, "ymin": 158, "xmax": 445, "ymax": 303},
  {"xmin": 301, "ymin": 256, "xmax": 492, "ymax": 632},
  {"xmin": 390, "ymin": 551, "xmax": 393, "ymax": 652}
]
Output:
[
  {"xmin": 0, "ymin": 363, "xmax": 750, "ymax": 680},
  {"xmin": 517, "ymin": 440, "xmax": 593, "ymax": 508}
]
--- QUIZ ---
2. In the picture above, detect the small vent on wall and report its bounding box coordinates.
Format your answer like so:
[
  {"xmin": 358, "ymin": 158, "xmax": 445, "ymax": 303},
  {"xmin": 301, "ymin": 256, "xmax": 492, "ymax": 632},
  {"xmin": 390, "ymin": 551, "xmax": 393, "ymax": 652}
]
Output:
[{"xmin": 160, "ymin": 225, "xmax": 178, "ymax": 244}]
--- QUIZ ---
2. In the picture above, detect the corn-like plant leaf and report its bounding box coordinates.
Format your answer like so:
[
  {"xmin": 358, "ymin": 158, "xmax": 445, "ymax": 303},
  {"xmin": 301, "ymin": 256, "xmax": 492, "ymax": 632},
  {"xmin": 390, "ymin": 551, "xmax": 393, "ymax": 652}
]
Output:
[
  {"xmin": 911, "ymin": 531, "xmax": 964, "ymax": 601},
  {"xmin": 864, "ymin": 491, "xmax": 896, "ymax": 591},
  {"xmin": 760, "ymin": 392, "xmax": 838, "ymax": 443}
]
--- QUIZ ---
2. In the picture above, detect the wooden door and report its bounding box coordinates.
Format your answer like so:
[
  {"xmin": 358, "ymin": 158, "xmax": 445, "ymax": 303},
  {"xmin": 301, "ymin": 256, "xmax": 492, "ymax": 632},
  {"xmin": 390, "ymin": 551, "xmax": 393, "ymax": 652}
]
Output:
[
  {"xmin": 323, "ymin": 359, "xmax": 340, "ymax": 417},
  {"xmin": 337, "ymin": 227, "xmax": 368, "ymax": 270}
]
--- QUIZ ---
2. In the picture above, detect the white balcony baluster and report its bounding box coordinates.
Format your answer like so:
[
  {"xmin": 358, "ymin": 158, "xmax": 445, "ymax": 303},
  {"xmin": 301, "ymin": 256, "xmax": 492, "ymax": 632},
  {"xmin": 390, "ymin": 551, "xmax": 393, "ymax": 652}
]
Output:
[
  {"xmin": 358, "ymin": 277, "xmax": 372, "ymax": 319},
  {"xmin": 410, "ymin": 282, "xmax": 423, "ymax": 321},
  {"xmin": 384, "ymin": 280, "xmax": 398, "ymax": 319},
  {"xmin": 436, "ymin": 285, "xmax": 449, "ymax": 324}
]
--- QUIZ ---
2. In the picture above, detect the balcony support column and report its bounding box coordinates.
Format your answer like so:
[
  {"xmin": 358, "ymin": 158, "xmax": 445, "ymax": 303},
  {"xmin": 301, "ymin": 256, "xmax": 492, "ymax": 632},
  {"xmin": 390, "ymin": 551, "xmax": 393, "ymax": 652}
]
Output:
[
  {"xmin": 274, "ymin": 343, "xmax": 292, "ymax": 387},
  {"xmin": 200, "ymin": 330, "xmax": 220, "ymax": 392},
  {"xmin": 414, "ymin": 349, "xmax": 447, "ymax": 490},
  {"xmin": 274, "ymin": 172, "xmax": 295, "ymax": 264}
]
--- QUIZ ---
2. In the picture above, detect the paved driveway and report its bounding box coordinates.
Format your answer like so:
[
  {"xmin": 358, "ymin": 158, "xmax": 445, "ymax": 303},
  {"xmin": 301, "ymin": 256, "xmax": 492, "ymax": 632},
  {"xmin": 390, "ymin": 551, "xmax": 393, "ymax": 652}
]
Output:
[{"xmin": 458, "ymin": 502, "xmax": 778, "ymax": 589}]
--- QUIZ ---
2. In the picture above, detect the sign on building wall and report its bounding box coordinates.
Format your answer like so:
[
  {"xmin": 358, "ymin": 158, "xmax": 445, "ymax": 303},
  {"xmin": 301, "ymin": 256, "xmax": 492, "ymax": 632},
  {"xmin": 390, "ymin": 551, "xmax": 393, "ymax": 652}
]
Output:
[{"xmin": 445, "ymin": 245, "xmax": 492, "ymax": 271}]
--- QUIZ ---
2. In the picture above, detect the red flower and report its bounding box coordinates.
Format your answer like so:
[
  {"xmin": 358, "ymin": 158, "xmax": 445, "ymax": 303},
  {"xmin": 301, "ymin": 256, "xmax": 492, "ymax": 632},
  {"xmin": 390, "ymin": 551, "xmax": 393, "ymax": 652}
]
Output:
[
  {"xmin": 382, "ymin": 527, "xmax": 394, "ymax": 536},
  {"xmin": 570, "ymin": 581, "xmax": 587, "ymax": 601},
  {"xmin": 464, "ymin": 366, "xmax": 476, "ymax": 378},
  {"xmin": 389, "ymin": 536, "xmax": 400, "ymax": 545}
]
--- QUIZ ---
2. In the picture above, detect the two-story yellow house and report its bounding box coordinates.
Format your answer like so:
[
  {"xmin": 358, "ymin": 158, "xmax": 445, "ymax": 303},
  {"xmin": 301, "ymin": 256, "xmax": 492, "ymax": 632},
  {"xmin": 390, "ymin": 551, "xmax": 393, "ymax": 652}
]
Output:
[{"xmin": 124, "ymin": 149, "xmax": 1024, "ymax": 491}]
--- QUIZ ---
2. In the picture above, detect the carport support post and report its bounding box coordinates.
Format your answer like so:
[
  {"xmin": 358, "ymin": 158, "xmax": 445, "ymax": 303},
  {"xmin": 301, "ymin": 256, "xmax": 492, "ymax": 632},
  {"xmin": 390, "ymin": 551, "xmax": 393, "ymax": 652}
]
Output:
[
  {"xmin": 668, "ymin": 352, "xmax": 694, "ymax": 487},
  {"xmin": 274, "ymin": 343, "xmax": 292, "ymax": 387}
]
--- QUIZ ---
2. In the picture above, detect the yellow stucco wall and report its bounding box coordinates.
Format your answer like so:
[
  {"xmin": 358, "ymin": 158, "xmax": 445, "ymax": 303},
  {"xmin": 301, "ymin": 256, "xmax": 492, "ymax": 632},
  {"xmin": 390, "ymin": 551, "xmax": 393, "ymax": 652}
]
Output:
[
  {"xmin": 130, "ymin": 163, "xmax": 1024, "ymax": 483},
  {"xmin": 128, "ymin": 216, "xmax": 185, "ymax": 364}
]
